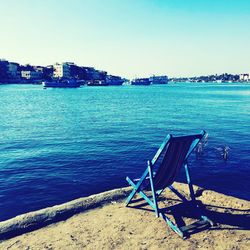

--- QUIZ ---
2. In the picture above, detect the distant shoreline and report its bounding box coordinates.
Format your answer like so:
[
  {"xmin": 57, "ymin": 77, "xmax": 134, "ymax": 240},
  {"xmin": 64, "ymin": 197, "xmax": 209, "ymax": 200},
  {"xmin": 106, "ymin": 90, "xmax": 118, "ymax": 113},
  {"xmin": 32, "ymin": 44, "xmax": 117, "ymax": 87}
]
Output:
[{"xmin": 1, "ymin": 81, "xmax": 250, "ymax": 86}]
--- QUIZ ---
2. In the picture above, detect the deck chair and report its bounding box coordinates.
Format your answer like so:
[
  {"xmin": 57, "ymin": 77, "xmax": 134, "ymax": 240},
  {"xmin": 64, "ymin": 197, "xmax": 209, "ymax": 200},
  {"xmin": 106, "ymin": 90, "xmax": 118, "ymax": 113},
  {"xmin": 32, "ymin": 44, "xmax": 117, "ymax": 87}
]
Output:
[{"xmin": 125, "ymin": 130, "xmax": 213, "ymax": 238}]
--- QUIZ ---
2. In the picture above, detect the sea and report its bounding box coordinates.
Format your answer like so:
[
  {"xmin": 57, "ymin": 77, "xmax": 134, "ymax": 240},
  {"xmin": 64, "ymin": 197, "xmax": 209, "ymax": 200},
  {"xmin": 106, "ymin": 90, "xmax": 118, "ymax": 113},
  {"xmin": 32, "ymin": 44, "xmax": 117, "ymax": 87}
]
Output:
[{"xmin": 0, "ymin": 83, "xmax": 249, "ymax": 221}]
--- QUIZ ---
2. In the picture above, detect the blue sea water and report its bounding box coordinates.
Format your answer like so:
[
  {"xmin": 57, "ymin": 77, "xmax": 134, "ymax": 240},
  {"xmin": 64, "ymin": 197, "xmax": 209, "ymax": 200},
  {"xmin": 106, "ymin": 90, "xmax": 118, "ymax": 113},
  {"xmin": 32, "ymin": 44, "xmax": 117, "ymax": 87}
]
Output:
[{"xmin": 0, "ymin": 83, "xmax": 249, "ymax": 221}]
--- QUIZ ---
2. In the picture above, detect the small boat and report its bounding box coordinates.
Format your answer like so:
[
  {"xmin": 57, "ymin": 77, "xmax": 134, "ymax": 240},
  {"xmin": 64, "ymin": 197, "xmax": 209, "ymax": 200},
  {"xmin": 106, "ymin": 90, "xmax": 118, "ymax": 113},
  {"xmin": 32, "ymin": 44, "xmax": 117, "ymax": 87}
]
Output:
[{"xmin": 42, "ymin": 79, "xmax": 80, "ymax": 88}]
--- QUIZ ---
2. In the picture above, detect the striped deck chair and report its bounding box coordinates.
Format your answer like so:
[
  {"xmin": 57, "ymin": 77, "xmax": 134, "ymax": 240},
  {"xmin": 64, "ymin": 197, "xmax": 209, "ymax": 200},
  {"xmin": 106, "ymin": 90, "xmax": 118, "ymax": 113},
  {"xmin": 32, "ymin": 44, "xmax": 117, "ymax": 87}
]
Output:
[{"xmin": 125, "ymin": 130, "xmax": 213, "ymax": 238}]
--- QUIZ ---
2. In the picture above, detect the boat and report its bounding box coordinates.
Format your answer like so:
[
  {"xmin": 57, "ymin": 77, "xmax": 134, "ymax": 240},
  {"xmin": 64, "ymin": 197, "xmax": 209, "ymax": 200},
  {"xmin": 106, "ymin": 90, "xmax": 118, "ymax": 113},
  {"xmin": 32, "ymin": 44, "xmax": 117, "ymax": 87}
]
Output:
[
  {"xmin": 42, "ymin": 79, "xmax": 80, "ymax": 88},
  {"xmin": 130, "ymin": 78, "xmax": 151, "ymax": 85}
]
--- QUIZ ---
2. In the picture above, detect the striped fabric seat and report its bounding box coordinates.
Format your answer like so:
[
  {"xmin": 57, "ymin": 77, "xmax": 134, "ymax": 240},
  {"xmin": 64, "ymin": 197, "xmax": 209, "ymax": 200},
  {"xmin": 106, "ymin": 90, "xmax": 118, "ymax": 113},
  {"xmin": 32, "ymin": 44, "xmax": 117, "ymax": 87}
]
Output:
[{"xmin": 153, "ymin": 134, "xmax": 202, "ymax": 190}]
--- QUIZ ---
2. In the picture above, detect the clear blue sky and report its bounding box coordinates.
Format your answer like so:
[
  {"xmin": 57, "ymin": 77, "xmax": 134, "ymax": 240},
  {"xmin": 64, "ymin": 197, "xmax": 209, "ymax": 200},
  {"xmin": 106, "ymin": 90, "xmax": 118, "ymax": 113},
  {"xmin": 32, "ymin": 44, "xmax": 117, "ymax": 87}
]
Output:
[{"xmin": 0, "ymin": 0, "xmax": 250, "ymax": 78}]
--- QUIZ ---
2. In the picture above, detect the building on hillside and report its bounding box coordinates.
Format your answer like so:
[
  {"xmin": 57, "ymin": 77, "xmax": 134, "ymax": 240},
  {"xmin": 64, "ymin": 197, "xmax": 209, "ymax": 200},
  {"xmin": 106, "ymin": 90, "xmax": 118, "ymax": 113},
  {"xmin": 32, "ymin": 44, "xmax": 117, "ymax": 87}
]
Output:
[
  {"xmin": 7, "ymin": 62, "xmax": 20, "ymax": 79},
  {"xmin": 81, "ymin": 67, "xmax": 97, "ymax": 80},
  {"xmin": 0, "ymin": 59, "xmax": 9, "ymax": 80},
  {"xmin": 21, "ymin": 70, "xmax": 42, "ymax": 80},
  {"xmin": 92, "ymin": 70, "xmax": 107, "ymax": 80},
  {"xmin": 79, "ymin": 67, "xmax": 107, "ymax": 81},
  {"xmin": 239, "ymin": 73, "xmax": 249, "ymax": 81},
  {"xmin": 42, "ymin": 65, "xmax": 54, "ymax": 80},
  {"xmin": 33, "ymin": 66, "xmax": 44, "ymax": 74},
  {"xmin": 53, "ymin": 62, "xmax": 74, "ymax": 78}
]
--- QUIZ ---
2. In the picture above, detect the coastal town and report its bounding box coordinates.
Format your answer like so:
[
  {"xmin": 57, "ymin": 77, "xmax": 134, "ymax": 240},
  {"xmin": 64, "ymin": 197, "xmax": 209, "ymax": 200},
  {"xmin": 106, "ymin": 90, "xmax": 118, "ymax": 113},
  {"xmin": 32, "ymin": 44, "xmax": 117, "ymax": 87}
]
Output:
[
  {"xmin": 0, "ymin": 59, "xmax": 128, "ymax": 86},
  {"xmin": 0, "ymin": 59, "xmax": 249, "ymax": 87},
  {"xmin": 170, "ymin": 73, "xmax": 249, "ymax": 83}
]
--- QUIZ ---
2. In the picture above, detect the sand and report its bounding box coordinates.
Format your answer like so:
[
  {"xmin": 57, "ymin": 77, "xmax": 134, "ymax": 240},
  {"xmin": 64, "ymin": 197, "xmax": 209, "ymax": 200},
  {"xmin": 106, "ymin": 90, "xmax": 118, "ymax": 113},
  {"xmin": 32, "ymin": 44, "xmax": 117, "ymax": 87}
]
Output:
[{"xmin": 0, "ymin": 183, "xmax": 249, "ymax": 250}]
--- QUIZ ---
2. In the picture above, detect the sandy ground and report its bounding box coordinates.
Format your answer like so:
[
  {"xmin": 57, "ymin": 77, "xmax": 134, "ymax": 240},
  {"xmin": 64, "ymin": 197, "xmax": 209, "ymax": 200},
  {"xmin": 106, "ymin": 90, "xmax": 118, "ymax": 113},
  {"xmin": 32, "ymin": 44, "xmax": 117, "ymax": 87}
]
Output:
[{"xmin": 0, "ymin": 183, "xmax": 249, "ymax": 250}]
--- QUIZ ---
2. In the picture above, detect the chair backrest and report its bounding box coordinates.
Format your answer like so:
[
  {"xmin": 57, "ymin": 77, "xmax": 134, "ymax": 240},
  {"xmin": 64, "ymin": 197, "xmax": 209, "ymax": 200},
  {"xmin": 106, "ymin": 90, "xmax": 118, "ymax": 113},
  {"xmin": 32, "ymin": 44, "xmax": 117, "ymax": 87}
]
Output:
[{"xmin": 152, "ymin": 131, "xmax": 204, "ymax": 190}]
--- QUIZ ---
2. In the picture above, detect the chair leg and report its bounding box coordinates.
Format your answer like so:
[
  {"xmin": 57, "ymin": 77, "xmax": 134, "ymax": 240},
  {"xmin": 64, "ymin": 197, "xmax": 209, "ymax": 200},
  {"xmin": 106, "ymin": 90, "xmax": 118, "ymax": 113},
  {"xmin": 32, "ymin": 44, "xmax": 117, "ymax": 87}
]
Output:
[
  {"xmin": 185, "ymin": 163, "xmax": 213, "ymax": 226},
  {"xmin": 184, "ymin": 163, "xmax": 196, "ymax": 202},
  {"xmin": 160, "ymin": 212, "xmax": 185, "ymax": 238},
  {"xmin": 126, "ymin": 162, "xmax": 161, "ymax": 216},
  {"xmin": 125, "ymin": 168, "xmax": 149, "ymax": 206},
  {"xmin": 126, "ymin": 177, "xmax": 156, "ymax": 209},
  {"xmin": 148, "ymin": 161, "xmax": 159, "ymax": 217}
]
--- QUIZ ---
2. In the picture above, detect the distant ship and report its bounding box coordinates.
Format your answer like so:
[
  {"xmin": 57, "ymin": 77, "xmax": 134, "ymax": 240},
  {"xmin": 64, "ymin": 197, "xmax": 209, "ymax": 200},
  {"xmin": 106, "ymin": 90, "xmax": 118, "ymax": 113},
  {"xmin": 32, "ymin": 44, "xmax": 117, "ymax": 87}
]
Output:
[
  {"xmin": 131, "ymin": 78, "xmax": 151, "ymax": 85},
  {"xmin": 130, "ymin": 76, "xmax": 168, "ymax": 85},
  {"xmin": 43, "ymin": 79, "xmax": 80, "ymax": 88},
  {"xmin": 149, "ymin": 75, "xmax": 168, "ymax": 84}
]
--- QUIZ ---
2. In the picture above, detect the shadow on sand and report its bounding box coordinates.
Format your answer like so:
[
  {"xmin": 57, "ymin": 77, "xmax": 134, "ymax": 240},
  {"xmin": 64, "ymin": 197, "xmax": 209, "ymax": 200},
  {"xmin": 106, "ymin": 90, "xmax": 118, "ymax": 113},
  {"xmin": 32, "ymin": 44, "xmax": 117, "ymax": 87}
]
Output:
[{"xmin": 127, "ymin": 196, "xmax": 250, "ymax": 238}]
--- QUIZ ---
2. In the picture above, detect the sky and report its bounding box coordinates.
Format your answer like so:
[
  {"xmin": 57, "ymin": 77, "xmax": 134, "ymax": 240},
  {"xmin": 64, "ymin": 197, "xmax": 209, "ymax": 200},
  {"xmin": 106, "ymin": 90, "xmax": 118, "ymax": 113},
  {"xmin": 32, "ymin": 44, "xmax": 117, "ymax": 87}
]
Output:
[{"xmin": 0, "ymin": 0, "xmax": 250, "ymax": 78}]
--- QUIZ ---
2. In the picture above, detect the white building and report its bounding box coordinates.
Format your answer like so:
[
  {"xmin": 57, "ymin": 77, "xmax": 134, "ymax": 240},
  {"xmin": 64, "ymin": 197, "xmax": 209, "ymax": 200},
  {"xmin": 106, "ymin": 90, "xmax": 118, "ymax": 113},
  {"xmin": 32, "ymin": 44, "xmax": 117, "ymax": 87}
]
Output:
[
  {"xmin": 21, "ymin": 70, "xmax": 42, "ymax": 80},
  {"xmin": 239, "ymin": 73, "xmax": 249, "ymax": 81},
  {"xmin": 53, "ymin": 62, "xmax": 74, "ymax": 78}
]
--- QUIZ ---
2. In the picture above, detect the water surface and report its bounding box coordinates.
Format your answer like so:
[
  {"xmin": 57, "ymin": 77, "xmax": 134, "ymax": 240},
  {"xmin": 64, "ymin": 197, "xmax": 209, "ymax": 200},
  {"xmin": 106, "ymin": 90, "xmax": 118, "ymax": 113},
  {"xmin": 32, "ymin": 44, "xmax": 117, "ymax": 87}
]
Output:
[{"xmin": 0, "ymin": 83, "xmax": 249, "ymax": 220}]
